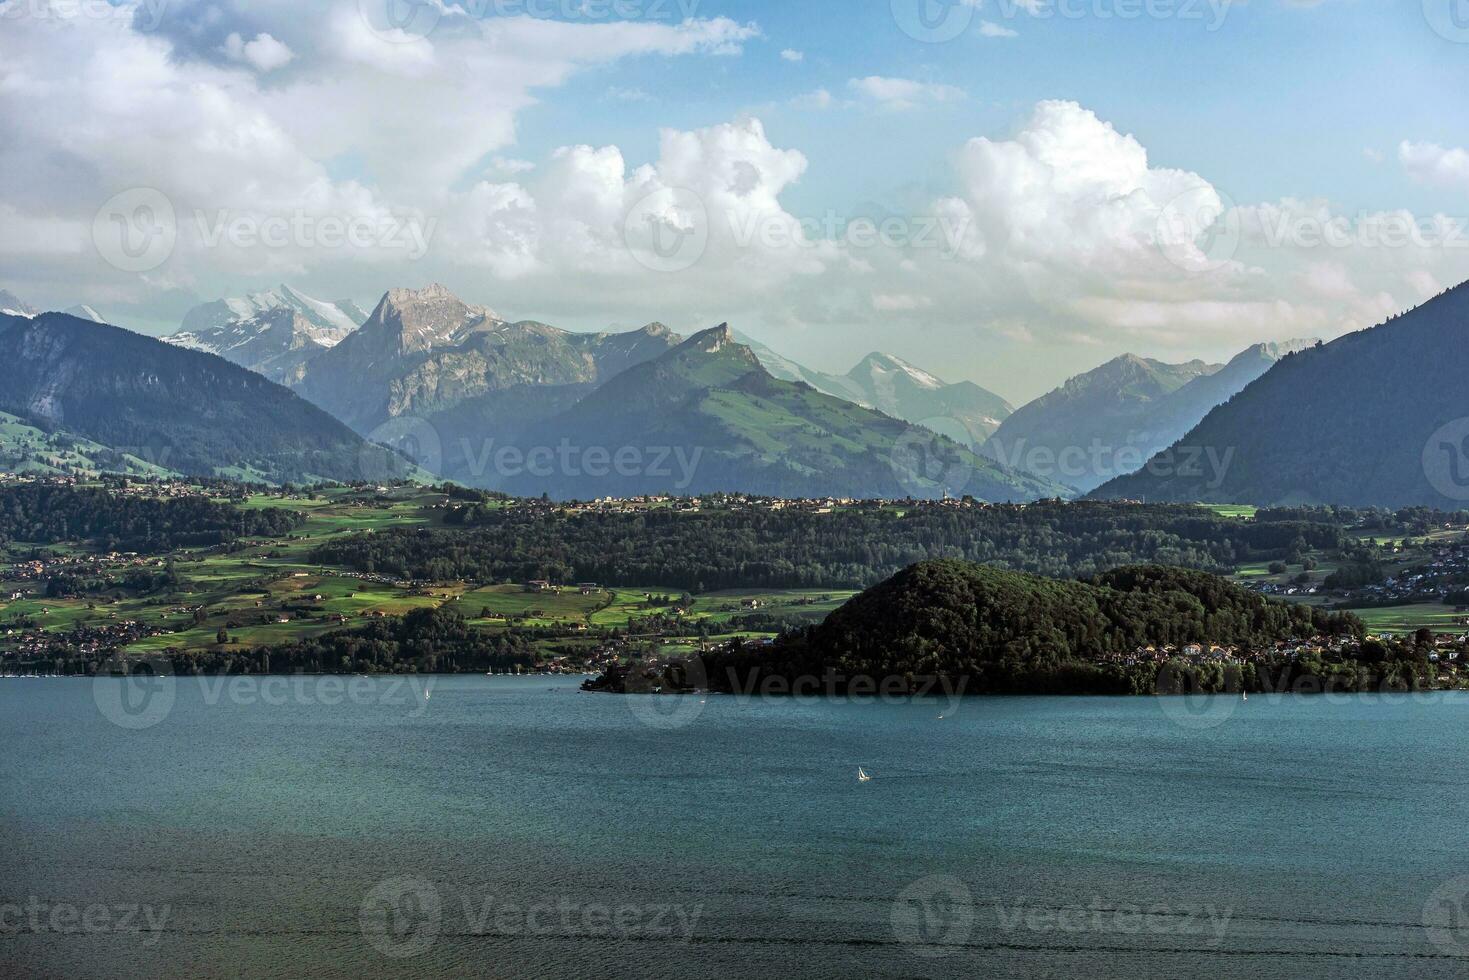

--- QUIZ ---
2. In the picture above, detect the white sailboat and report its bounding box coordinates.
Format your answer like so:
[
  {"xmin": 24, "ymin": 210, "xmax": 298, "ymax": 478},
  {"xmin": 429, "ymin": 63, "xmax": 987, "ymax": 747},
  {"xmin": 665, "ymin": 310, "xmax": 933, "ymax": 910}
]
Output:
[{"xmin": 857, "ymin": 767, "xmax": 872, "ymax": 783}]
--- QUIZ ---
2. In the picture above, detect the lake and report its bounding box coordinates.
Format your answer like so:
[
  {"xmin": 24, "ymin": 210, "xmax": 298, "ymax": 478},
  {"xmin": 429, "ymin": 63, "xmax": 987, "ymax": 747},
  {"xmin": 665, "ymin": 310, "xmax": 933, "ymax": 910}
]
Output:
[{"xmin": 2, "ymin": 676, "xmax": 1468, "ymax": 978}]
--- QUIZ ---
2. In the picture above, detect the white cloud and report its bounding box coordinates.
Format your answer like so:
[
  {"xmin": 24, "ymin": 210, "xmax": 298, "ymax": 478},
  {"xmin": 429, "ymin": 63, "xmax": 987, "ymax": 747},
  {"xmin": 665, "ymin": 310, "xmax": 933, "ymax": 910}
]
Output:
[
  {"xmin": 221, "ymin": 32, "xmax": 296, "ymax": 73},
  {"xmin": 1400, "ymin": 141, "xmax": 1469, "ymax": 192},
  {"xmin": 847, "ymin": 76, "xmax": 965, "ymax": 111},
  {"xmin": 791, "ymin": 88, "xmax": 836, "ymax": 110},
  {"xmin": 979, "ymin": 21, "xmax": 1019, "ymax": 37},
  {"xmin": 0, "ymin": 3, "xmax": 762, "ymax": 319},
  {"xmin": 780, "ymin": 49, "xmax": 804, "ymax": 62}
]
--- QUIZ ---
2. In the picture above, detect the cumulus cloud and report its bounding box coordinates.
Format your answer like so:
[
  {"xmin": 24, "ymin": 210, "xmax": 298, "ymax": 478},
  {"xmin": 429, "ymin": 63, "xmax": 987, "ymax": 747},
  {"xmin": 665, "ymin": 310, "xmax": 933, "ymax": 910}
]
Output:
[
  {"xmin": 221, "ymin": 32, "xmax": 295, "ymax": 72},
  {"xmin": 0, "ymin": 0, "xmax": 761, "ymax": 322},
  {"xmin": 780, "ymin": 49, "xmax": 804, "ymax": 62},
  {"xmin": 1400, "ymin": 141, "xmax": 1469, "ymax": 192},
  {"xmin": 1, "ymin": 3, "xmax": 1465, "ymax": 393}
]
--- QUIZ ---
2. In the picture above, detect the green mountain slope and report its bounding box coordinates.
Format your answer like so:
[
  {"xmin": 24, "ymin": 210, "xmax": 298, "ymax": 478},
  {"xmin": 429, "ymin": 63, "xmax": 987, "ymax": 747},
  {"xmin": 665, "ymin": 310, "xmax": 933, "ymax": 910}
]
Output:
[
  {"xmin": 495, "ymin": 325, "xmax": 1069, "ymax": 501},
  {"xmin": 0, "ymin": 312, "xmax": 393, "ymax": 484},
  {"xmin": 0, "ymin": 411, "xmax": 178, "ymax": 479},
  {"xmin": 1093, "ymin": 282, "xmax": 1469, "ymax": 507}
]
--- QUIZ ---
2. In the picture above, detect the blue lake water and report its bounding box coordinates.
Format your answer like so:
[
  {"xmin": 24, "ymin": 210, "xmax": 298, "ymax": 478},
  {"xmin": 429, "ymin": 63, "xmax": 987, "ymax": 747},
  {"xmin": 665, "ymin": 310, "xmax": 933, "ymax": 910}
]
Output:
[{"xmin": 3, "ymin": 676, "xmax": 1469, "ymax": 978}]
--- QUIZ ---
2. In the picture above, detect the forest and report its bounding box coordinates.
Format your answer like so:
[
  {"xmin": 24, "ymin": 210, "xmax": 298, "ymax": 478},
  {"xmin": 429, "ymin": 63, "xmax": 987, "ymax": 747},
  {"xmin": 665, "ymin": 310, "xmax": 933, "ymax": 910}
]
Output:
[
  {"xmin": 312, "ymin": 500, "xmax": 1352, "ymax": 590},
  {"xmin": 0, "ymin": 483, "xmax": 304, "ymax": 551}
]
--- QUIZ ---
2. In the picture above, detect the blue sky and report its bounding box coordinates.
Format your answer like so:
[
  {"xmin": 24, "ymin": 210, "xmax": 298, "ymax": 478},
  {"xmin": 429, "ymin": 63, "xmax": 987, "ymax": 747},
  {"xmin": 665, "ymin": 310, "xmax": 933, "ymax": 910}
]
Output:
[
  {"xmin": 3, "ymin": 0, "xmax": 1468, "ymax": 401},
  {"xmin": 519, "ymin": 0, "xmax": 1468, "ymax": 217}
]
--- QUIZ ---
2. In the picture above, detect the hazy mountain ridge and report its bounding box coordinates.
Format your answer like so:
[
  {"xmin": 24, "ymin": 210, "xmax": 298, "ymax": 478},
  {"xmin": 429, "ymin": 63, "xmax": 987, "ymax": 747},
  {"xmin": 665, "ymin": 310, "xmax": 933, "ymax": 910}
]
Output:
[
  {"xmin": 736, "ymin": 331, "xmax": 1014, "ymax": 445},
  {"xmin": 983, "ymin": 345, "xmax": 1312, "ymax": 493},
  {"xmin": 1092, "ymin": 282, "xmax": 1469, "ymax": 507}
]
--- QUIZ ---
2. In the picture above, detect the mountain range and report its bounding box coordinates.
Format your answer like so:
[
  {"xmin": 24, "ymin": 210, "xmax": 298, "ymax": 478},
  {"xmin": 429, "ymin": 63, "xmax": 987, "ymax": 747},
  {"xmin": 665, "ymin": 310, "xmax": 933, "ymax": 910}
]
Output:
[
  {"xmin": 736, "ymin": 332, "xmax": 1014, "ymax": 446},
  {"xmin": 983, "ymin": 342, "xmax": 1314, "ymax": 493},
  {"xmin": 0, "ymin": 311, "xmax": 397, "ymax": 485},
  {"xmin": 1, "ymin": 289, "xmax": 36, "ymax": 318},
  {"xmin": 1093, "ymin": 282, "xmax": 1469, "ymax": 508},
  {"xmin": 165, "ymin": 285, "xmax": 366, "ymax": 382},
  {"xmin": 494, "ymin": 323, "xmax": 1062, "ymax": 500},
  {"xmin": 282, "ymin": 285, "xmax": 1061, "ymax": 500}
]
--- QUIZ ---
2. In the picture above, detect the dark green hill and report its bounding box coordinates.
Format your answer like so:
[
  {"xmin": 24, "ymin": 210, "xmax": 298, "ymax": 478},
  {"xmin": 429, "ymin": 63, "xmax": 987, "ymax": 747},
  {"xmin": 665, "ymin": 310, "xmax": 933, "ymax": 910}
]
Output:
[
  {"xmin": 699, "ymin": 559, "xmax": 1358, "ymax": 693},
  {"xmin": 0, "ymin": 312, "xmax": 390, "ymax": 484},
  {"xmin": 1094, "ymin": 281, "xmax": 1469, "ymax": 507}
]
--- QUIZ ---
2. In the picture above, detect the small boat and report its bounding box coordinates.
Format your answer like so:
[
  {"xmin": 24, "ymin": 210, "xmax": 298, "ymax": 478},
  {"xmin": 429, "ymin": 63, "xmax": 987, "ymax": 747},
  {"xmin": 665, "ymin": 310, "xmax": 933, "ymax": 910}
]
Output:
[{"xmin": 857, "ymin": 767, "xmax": 872, "ymax": 783}]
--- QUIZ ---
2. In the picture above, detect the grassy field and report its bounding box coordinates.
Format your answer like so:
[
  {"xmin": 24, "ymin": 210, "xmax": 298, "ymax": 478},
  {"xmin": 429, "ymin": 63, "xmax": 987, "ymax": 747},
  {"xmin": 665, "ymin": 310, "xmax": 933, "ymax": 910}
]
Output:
[
  {"xmin": 1204, "ymin": 504, "xmax": 1259, "ymax": 520},
  {"xmin": 0, "ymin": 486, "xmax": 850, "ymax": 660},
  {"xmin": 1343, "ymin": 604, "xmax": 1469, "ymax": 636}
]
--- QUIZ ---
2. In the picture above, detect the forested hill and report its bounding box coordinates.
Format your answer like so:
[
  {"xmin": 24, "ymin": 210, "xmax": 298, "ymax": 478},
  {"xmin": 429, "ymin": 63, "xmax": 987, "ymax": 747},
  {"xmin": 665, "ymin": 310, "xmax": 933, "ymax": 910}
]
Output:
[
  {"xmin": 700, "ymin": 560, "xmax": 1361, "ymax": 694},
  {"xmin": 0, "ymin": 312, "xmax": 386, "ymax": 485},
  {"xmin": 310, "ymin": 500, "xmax": 1348, "ymax": 591}
]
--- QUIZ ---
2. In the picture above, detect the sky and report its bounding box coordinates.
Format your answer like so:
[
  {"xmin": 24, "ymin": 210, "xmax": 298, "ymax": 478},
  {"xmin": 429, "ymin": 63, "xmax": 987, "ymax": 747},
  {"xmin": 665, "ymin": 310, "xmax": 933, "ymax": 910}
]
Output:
[{"xmin": 1, "ymin": 0, "xmax": 1467, "ymax": 402}]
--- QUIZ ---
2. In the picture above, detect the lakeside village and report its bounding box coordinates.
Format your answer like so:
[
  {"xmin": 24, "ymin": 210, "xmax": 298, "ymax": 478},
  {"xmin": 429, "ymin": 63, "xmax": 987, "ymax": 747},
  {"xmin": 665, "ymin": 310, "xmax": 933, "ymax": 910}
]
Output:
[{"xmin": 5, "ymin": 474, "xmax": 1469, "ymax": 679}]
